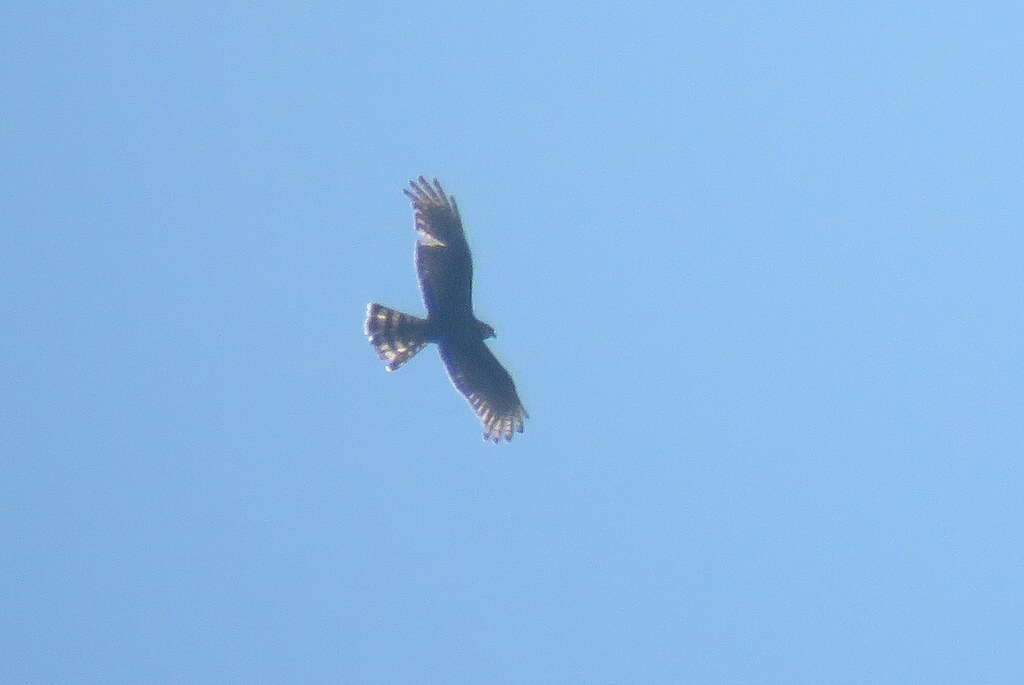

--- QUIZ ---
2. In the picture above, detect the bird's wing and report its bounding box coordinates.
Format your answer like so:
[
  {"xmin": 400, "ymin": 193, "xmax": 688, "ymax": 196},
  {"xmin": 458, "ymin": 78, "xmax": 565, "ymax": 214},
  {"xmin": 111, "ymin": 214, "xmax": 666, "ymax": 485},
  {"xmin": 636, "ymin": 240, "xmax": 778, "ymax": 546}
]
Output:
[
  {"xmin": 440, "ymin": 339, "xmax": 527, "ymax": 442},
  {"xmin": 405, "ymin": 177, "xmax": 474, "ymax": 319}
]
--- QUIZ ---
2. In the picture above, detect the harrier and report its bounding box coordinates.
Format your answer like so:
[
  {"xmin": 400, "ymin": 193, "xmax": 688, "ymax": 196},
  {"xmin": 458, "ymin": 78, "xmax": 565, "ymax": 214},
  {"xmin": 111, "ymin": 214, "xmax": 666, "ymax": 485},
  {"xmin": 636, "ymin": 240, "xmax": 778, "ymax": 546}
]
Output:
[{"xmin": 364, "ymin": 177, "xmax": 527, "ymax": 442}]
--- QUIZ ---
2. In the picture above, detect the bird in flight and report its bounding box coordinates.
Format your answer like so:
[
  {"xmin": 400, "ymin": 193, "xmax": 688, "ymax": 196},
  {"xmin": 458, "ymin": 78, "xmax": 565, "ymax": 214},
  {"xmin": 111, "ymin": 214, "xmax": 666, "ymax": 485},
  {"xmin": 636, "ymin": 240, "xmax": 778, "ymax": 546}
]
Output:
[{"xmin": 364, "ymin": 177, "xmax": 527, "ymax": 442}]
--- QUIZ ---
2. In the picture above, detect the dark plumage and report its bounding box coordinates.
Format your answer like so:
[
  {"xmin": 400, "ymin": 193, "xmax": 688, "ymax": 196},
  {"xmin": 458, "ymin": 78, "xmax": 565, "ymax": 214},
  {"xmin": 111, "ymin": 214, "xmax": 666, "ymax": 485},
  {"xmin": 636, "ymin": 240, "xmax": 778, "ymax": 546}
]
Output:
[{"xmin": 364, "ymin": 177, "xmax": 527, "ymax": 442}]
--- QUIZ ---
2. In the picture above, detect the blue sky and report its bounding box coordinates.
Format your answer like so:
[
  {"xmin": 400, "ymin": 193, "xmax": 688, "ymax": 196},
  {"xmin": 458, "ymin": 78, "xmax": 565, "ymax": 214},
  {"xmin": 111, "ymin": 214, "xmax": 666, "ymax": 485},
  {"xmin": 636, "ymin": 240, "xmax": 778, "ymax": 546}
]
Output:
[{"xmin": 5, "ymin": 2, "xmax": 1023, "ymax": 683}]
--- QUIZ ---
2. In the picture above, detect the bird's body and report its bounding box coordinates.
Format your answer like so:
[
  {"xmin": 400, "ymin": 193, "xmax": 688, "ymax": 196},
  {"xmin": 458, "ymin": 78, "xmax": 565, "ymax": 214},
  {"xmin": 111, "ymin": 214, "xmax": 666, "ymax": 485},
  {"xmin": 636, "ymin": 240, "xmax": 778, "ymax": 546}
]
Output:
[{"xmin": 364, "ymin": 177, "xmax": 527, "ymax": 442}]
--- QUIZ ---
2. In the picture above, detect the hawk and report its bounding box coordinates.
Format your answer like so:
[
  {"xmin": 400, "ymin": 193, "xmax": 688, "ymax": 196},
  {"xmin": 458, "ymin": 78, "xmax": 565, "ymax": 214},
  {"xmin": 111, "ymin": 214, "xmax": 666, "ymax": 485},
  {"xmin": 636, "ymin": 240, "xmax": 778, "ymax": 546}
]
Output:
[{"xmin": 364, "ymin": 177, "xmax": 527, "ymax": 442}]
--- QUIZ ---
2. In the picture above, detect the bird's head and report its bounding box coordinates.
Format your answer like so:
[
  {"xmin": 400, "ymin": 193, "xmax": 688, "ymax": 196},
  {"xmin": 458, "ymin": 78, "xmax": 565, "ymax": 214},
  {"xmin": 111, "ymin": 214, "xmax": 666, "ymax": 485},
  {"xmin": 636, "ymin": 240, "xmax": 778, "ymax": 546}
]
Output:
[{"xmin": 476, "ymin": 320, "xmax": 496, "ymax": 340}]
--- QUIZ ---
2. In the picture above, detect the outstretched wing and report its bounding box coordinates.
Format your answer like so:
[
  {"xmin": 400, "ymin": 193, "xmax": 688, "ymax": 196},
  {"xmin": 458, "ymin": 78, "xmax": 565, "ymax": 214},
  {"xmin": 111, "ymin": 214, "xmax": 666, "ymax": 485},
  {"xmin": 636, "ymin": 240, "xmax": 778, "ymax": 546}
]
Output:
[
  {"xmin": 440, "ymin": 339, "xmax": 528, "ymax": 442},
  {"xmin": 404, "ymin": 177, "xmax": 474, "ymax": 319}
]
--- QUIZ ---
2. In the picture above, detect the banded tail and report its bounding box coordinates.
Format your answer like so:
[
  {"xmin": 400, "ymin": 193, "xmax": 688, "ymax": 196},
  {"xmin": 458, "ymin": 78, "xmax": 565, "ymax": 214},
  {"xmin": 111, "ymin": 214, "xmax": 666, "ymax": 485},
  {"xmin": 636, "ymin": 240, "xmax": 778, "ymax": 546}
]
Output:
[{"xmin": 364, "ymin": 303, "xmax": 429, "ymax": 371}]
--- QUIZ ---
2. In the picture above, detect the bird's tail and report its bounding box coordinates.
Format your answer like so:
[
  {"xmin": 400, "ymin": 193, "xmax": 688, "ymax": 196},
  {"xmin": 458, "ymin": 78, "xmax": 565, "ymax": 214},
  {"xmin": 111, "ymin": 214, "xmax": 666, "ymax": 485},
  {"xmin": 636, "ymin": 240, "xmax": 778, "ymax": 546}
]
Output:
[{"xmin": 364, "ymin": 303, "xmax": 430, "ymax": 371}]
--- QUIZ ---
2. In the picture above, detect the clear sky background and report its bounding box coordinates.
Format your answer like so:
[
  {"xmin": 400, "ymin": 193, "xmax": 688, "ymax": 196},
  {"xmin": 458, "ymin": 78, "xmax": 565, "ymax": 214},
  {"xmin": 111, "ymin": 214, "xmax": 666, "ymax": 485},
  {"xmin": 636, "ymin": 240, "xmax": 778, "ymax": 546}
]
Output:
[{"xmin": 5, "ymin": 2, "xmax": 1023, "ymax": 683}]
